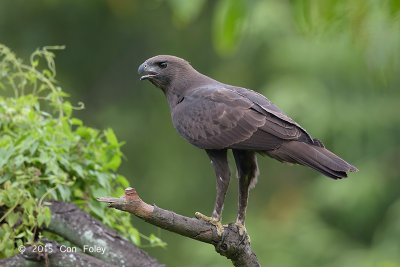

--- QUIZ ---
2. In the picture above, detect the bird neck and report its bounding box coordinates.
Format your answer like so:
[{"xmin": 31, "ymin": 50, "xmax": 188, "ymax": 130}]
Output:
[{"xmin": 165, "ymin": 70, "xmax": 217, "ymax": 109}]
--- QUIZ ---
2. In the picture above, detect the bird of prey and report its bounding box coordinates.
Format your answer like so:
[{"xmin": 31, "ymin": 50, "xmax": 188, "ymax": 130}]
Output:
[{"xmin": 138, "ymin": 55, "xmax": 358, "ymax": 238}]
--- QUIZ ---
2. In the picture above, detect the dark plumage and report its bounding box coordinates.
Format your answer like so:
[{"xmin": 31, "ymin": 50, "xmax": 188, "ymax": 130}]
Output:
[{"xmin": 138, "ymin": 55, "xmax": 358, "ymax": 234}]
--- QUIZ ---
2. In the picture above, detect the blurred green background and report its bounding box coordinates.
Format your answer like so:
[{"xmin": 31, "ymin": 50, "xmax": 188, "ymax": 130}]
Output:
[{"xmin": 1, "ymin": 0, "xmax": 400, "ymax": 266}]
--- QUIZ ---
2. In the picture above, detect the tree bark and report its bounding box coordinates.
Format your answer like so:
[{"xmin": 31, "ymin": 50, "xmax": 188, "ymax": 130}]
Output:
[
  {"xmin": 98, "ymin": 187, "xmax": 260, "ymax": 267},
  {"xmin": 0, "ymin": 239, "xmax": 116, "ymax": 267},
  {"xmin": 0, "ymin": 201, "xmax": 164, "ymax": 267},
  {"xmin": 44, "ymin": 200, "xmax": 163, "ymax": 267}
]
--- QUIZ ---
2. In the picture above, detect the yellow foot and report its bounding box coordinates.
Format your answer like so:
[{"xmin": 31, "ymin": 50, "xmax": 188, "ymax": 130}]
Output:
[
  {"xmin": 235, "ymin": 222, "xmax": 251, "ymax": 243},
  {"xmin": 195, "ymin": 212, "xmax": 224, "ymax": 236}
]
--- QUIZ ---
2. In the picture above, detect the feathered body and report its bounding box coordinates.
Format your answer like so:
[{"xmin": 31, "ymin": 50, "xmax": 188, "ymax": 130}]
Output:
[{"xmin": 138, "ymin": 55, "xmax": 357, "ymax": 231}]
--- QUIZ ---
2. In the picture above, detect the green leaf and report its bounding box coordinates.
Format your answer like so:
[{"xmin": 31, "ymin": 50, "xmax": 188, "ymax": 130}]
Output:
[
  {"xmin": 4, "ymin": 248, "xmax": 15, "ymax": 258},
  {"xmin": 149, "ymin": 233, "xmax": 166, "ymax": 247},
  {"xmin": 44, "ymin": 207, "xmax": 52, "ymax": 227},
  {"xmin": 43, "ymin": 69, "xmax": 52, "ymax": 78},
  {"xmin": 0, "ymin": 147, "xmax": 14, "ymax": 169},
  {"xmin": 15, "ymin": 232, "xmax": 26, "ymax": 239},
  {"xmin": 28, "ymin": 110, "xmax": 36, "ymax": 121},
  {"xmin": 116, "ymin": 175, "xmax": 130, "ymax": 188},
  {"xmin": 104, "ymin": 128, "xmax": 118, "ymax": 146},
  {"xmin": 37, "ymin": 213, "xmax": 45, "ymax": 227},
  {"xmin": 70, "ymin": 117, "xmax": 83, "ymax": 126},
  {"xmin": 213, "ymin": 0, "xmax": 247, "ymax": 56},
  {"xmin": 95, "ymin": 172, "xmax": 110, "ymax": 188},
  {"xmin": 128, "ymin": 227, "xmax": 140, "ymax": 246},
  {"xmin": 104, "ymin": 153, "xmax": 121, "ymax": 171},
  {"xmin": 64, "ymin": 101, "xmax": 72, "ymax": 117},
  {"xmin": 89, "ymin": 198, "xmax": 105, "ymax": 218},
  {"xmin": 0, "ymin": 173, "xmax": 12, "ymax": 184},
  {"xmin": 57, "ymin": 184, "xmax": 71, "ymax": 201},
  {"xmin": 89, "ymin": 185, "xmax": 107, "ymax": 199},
  {"xmin": 6, "ymin": 211, "xmax": 20, "ymax": 227}
]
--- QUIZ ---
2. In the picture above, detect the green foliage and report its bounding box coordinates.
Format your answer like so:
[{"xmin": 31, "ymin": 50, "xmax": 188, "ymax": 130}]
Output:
[
  {"xmin": 167, "ymin": 0, "xmax": 206, "ymax": 25},
  {"xmin": 0, "ymin": 44, "xmax": 164, "ymax": 258},
  {"xmin": 1, "ymin": 0, "xmax": 399, "ymax": 266},
  {"xmin": 213, "ymin": 0, "xmax": 248, "ymax": 56}
]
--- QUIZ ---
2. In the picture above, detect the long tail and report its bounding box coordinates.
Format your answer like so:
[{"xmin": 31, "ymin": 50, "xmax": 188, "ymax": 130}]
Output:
[{"xmin": 266, "ymin": 141, "xmax": 358, "ymax": 179}]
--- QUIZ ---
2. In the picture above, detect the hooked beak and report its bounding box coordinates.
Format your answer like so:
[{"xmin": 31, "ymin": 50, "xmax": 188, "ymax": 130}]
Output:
[{"xmin": 138, "ymin": 62, "xmax": 158, "ymax": 80}]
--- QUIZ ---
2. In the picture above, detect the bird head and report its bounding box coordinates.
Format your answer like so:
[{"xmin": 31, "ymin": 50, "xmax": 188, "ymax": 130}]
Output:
[{"xmin": 138, "ymin": 55, "xmax": 193, "ymax": 90}]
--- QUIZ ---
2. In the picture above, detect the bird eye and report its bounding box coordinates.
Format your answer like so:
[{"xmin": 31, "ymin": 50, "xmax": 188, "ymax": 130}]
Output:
[{"xmin": 158, "ymin": 62, "xmax": 168, "ymax": 69}]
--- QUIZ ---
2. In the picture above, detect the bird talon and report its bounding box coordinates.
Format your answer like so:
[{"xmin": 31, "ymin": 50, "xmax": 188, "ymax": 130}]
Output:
[
  {"xmin": 221, "ymin": 229, "xmax": 228, "ymax": 244},
  {"xmin": 195, "ymin": 212, "xmax": 224, "ymax": 236},
  {"xmin": 235, "ymin": 222, "xmax": 251, "ymax": 243}
]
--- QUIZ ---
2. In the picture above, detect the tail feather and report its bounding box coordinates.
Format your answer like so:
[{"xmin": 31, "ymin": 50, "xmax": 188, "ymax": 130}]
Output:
[{"xmin": 265, "ymin": 141, "xmax": 358, "ymax": 179}]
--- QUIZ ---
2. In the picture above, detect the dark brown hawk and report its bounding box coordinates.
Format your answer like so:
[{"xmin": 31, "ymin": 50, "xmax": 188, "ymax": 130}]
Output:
[{"xmin": 138, "ymin": 55, "xmax": 358, "ymax": 238}]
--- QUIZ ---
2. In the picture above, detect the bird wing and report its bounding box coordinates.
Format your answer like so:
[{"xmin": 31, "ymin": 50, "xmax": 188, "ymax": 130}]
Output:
[
  {"xmin": 227, "ymin": 86, "xmax": 314, "ymax": 143},
  {"xmin": 172, "ymin": 86, "xmax": 307, "ymax": 150}
]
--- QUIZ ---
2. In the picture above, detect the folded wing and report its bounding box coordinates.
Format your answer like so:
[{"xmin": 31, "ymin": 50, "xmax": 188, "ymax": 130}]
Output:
[{"xmin": 172, "ymin": 86, "xmax": 310, "ymax": 150}]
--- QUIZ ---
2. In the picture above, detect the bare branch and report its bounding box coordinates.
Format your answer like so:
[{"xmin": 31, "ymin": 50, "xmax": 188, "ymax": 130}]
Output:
[{"xmin": 98, "ymin": 187, "xmax": 260, "ymax": 267}]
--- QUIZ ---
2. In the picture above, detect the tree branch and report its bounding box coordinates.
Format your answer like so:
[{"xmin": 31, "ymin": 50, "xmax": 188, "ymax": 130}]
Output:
[
  {"xmin": 0, "ymin": 239, "xmax": 116, "ymax": 267},
  {"xmin": 98, "ymin": 187, "xmax": 260, "ymax": 267},
  {"xmin": 0, "ymin": 201, "xmax": 163, "ymax": 267},
  {"xmin": 44, "ymin": 200, "xmax": 164, "ymax": 267}
]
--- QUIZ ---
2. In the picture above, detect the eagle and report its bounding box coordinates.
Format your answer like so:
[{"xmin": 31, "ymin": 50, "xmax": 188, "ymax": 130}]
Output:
[{"xmin": 138, "ymin": 55, "xmax": 357, "ymax": 238}]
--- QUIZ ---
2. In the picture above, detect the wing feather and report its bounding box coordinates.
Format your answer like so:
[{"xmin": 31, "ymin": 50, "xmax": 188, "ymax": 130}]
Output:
[
  {"xmin": 172, "ymin": 85, "xmax": 316, "ymax": 150},
  {"xmin": 227, "ymin": 86, "xmax": 314, "ymax": 143},
  {"xmin": 172, "ymin": 87, "xmax": 265, "ymax": 149}
]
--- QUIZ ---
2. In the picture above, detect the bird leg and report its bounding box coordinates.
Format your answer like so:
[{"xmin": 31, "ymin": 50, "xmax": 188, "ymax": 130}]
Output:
[
  {"xmin": 195, "ymin": 149, "xmax": 231, "ymax": 236},
  {"xmin": 233, "ymin": 150, "xmax": 259, "ymax": 243}
]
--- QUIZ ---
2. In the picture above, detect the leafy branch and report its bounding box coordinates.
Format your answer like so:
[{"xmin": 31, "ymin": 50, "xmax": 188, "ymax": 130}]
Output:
[{"xmin": 0, "ymin": 44, "xmax": 164, "ymax": 258}]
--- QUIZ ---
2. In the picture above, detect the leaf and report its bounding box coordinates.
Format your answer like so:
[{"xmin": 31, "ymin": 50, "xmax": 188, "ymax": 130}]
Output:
[
  {"xmin": 15, "ymin": 233, "xmax": 25, "ymax": 241},
  {"xmin": 29, "ymin": 141, "xmax": 39, "ymax": 155},
  {"xmin": 72, "ymin": 199, "xmax": 86, "ymax": 206},
  {"xmin": 0, "ymin": 147, "xmax": 14, "ymax": 169},
  {"xmin": 43, "ymin": 69, "xmax": 52, "ymax": 78},
  {"xmin": 22, "ymin": 198, "xmax": 36, "ymax": 216},
  {"xmin": 37, "ymin": 213, "xmax": 45, "ymax": 227},
  {"xmin": 6, "ymin": 211, "xmax": 20, "ymax": 227},
  {"xmin": 95, "ymin": 172, "xmax": 110, "ymax": 188},
  {"xmin": 104, "ymin": 128, "xmax": 118, "ymax": 146},
  {"xmin": 27, "ymin": 109, "xmax": 36, "ymax": 122},
  {"xmin": 128, "ymin": 227, "xmax": 140, "ymax": 246},
  {"xmin": 116, "ymin": 175, "xmax": 130, "ymax": 188},
  {"xmin": 70, "ymin": 117, "xmax": 83, "ymax": 126},
  {"xmin": 0, "ymin": 173, "xmax": 12, "ymax": 184},
  {"xmin": 63, "ymin": 101, "xmax": 72, "ymax": 117},
  {"xmin": 213, "ymin": 0, "xmax": 247, "ymax": 56},
  {"xmin": 4, "ymin": 248, "xmax": 15, "ymax": 258},
  {"xmin": 89, "ymin": 198, "xmax": 105, "ymax": 218},
  {"xmin": 38, "ymin": 150, "xmax": 50, "ymax": 164},
  {"xmin": 149, "ymin": 233, "xmax": 166, "ymax": 247},
  {"xmin": 57, "ymin": 184, "xmax": 71, "ymax": 201},
  {"xmin": 43, "ymin": 207, "xmax": 52, "ymax": 227},
  {"xmin": 104, "ymin": 153, "xmax": 121, "ymax": 171},
  {"xmin": 112, "ymin": 186, "xmax": 125, "ymax": 198},
  {"xmin": 71, "ymin": 163, "xmax": 84, "ymax": 177},
  {"xmin": 89, "ymin": 185, "xmax": 107, "ymax": 199}
]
